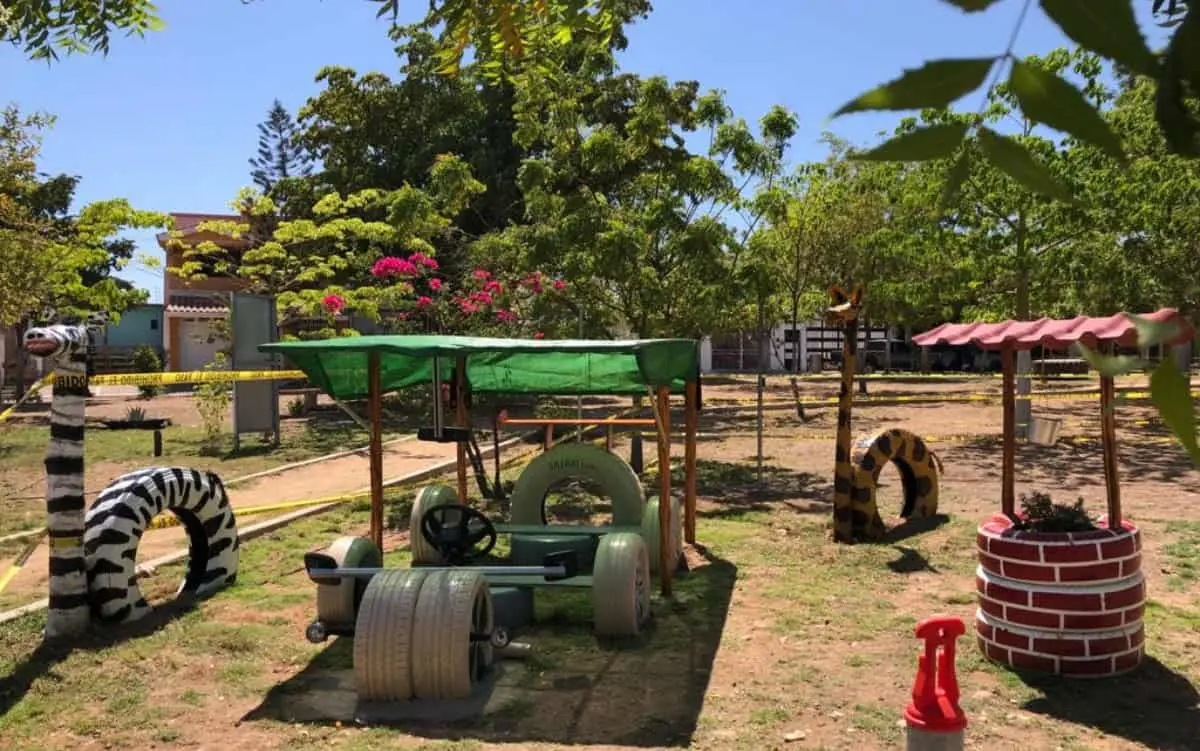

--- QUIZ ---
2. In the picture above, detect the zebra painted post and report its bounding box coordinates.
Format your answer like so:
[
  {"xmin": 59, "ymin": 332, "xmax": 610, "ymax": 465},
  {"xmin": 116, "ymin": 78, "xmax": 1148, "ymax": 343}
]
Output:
[{"xmin": 23, "ymin": 323, "xmax": 98, "ymax": 640}]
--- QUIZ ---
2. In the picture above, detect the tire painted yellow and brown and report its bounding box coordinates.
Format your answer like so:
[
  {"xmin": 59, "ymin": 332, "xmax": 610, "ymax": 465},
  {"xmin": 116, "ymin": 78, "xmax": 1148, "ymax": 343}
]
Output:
[
  {"xmin": 849, "ymin": 428, "xmax": 942, "ymax": 540},
  {"xmin": 824, "ymin": 284, "xmax": 942, "ymax": 543}
]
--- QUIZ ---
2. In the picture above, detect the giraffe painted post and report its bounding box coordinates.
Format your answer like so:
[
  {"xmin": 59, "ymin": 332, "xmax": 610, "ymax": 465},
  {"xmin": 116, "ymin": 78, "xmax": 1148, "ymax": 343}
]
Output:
[
  {"xmin": 826, "ymin": 284, "xmax": 864, "ymax": 543},
  {"xmin": 23, "ymin": 322, "xmax": 99, "ymax": 639}
]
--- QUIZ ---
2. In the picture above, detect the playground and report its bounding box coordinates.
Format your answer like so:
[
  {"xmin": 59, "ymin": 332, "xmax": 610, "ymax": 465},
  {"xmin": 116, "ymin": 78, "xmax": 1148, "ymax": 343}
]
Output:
[{"xmin": 2, "ymin": 329, "xmax": 1199, "ymax": 750}]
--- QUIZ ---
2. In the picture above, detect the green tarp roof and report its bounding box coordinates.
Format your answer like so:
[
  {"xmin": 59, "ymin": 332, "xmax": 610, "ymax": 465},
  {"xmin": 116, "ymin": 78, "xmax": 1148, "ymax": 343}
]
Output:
[{"xmin": 259, "ymin": 335, "xmax": 701, "ymax": 400}]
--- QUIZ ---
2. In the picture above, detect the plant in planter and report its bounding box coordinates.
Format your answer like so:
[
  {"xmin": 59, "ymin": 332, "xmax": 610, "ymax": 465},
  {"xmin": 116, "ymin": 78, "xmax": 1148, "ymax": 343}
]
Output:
[
  {"xmin": 100, "ymin": 405, "xmax": 172, "ymax": 430},
  {"xmin": 975, "ymin": 489, "xmax": 1145, "ymax": 678}
]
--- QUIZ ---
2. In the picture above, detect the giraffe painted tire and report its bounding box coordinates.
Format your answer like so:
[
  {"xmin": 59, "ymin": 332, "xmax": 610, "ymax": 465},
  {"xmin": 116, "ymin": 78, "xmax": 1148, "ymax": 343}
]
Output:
[
  {"xmin": 592, "ymin": 532, "xmax": 651, "ymax": 638},
  {"xmin": 850, "ymin": 428, "xmax": 941, "ymax": 539},
  {"xmin": 84, "ymin": 467, "xmax": 238, "ymax": 623},
  {"xmin": 315, "ymin": 536, "xmax": 383, "ymax": 627},
  {"xmin": 409, "ymin": 484, "xmax": 460, "ymax": 565},
  {"xmin": 508, "ymin": 443, "xmax": 645, "ymax": 526}
]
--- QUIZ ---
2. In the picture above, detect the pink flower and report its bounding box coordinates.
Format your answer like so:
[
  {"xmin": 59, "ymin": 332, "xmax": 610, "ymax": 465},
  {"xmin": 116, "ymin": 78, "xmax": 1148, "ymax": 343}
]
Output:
[
  {"xmin": 553, "ymin": 279, "xmax": 566, "ymax": 290},
  {"xmin": 523, "ymin": 275, "xmax": 544, "ymax": 294},
  {"xmin": 416, "ymin": 296, "xmax": 432, "ymax": 308},
  {"xmin": 371, "ymin": 256, "xmax": 405, "ymax": 278},
  {"xmin": 472, "ymin": 291, "xmax": 493, "ymax": 305},
  {"xmin": 428, "ymin": 278, "xmax": 443, "ymax": 291},
  {"xmin": 495, "ymin": 309, "xmax": 517, "ymax": 323},
  {"xmin": 422, "ymin": 256, "xmax": 439, "ymax": 270},
  {"xmin": 484, "ymin": 279, "xmax": 502, "ymax": 294},
  {"xmin": 321, "ymin": 294, "xmax": 345, "ymax": 314},
  {"xmin": 533, "ymin": 331, "xmax": 545, "ymax": 339},
  {"xmin": 459, "ymin": 300, "xmax": 479, "ymax": 314},
  {"xmin": 473, "ymin": 269, "xmax": 491, "ymax": 280}
]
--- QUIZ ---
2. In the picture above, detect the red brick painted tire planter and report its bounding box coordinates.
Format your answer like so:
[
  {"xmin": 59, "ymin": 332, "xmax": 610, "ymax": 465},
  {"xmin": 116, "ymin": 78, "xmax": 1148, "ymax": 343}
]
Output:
[{"xmin": 974, "ymin": 514, "xmax": 1146, "ymax": 677}]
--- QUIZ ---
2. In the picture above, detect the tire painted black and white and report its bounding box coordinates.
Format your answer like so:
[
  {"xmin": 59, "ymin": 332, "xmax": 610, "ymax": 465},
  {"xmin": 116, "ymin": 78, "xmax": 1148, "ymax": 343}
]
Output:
[
  {"xmin": 84, "ymin": 467, "xmax": 239, "ymax": 623},
  {"xmin": 22, "ymin": 323, "xmax": 98, "ymax": 640}
]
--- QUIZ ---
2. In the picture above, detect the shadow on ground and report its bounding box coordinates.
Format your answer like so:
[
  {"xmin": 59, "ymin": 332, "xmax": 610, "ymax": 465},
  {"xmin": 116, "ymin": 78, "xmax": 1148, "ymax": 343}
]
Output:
[
  {"xmin": 1020, "ymin": 656, "xmax": 1200, "ymax": 750},
  {"xmin": 944, "ymin": 430, "xmax": 1198, "ymax": 489},
  {"xmin": 242, "ymin": 549, "xmax": 738, "ymax": 748},
  {"xmin": 648, "ymin": 459, "xmax": 828, "ymax": 518},
  {"xmin": 0, "ymin": 598, "xmax": 199, "ymax": 717}
]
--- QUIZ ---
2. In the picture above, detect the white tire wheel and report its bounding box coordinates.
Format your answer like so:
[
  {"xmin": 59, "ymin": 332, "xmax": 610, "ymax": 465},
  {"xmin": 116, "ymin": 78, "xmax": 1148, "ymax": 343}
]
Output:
[
  {"xmin": 592, "ymin": 532, "xmax": 651, "ymax": 638},
  {"xmin": 353, "ymin": 569, "xmax": 429, "ymax": 701},
  {"xmin": 315, "ymin": 536, "xmax": 382, "ymax": 627},
  {"xmin": 641, "ymin": 496, "xmax": 682, "ymax": 575},
  {"xmin": 411, "ymin": 570, "xmax": 494, "ymax": 700},
  {"xmin": 410, "ymin": 485, "xmax": 459, "ymax": 564}
]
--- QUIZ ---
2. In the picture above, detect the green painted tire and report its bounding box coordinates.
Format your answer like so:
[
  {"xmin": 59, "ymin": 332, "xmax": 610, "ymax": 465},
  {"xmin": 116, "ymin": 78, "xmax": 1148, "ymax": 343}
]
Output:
[
  {"xmin": 641, "ymin": 496, "xmax": 682, "ymax": 575},
  {"xmin": 409, "ymin": 484, "xmax": 460, "ymax": 564},
  {"xmin": 508, "ymin": 443, "xmax": 645, "ymax": 527},
  {"xmin": 592, "ymin": 532, "xmax": 651, "ymax": 638},
  {"xmin": 315, "ymin": 535, "xmax": 383, "ymax": 627}
]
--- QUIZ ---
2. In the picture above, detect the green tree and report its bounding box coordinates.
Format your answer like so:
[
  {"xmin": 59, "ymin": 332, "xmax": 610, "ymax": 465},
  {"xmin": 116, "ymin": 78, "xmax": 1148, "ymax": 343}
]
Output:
[
  {"xmin": 478, "ymin": 59, "xmax": 797, "ymax": 339},
  {"xmin": 249, "ymin": 99, "xmax": 313, "ymax": 194}
]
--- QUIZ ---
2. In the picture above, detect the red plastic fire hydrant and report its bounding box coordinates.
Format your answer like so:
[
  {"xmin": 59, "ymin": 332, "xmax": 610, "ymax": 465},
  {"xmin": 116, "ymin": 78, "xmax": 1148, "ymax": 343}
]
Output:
[{"xmin": 904, "ymin": 616, "xmax": 967, "ymax": 751}]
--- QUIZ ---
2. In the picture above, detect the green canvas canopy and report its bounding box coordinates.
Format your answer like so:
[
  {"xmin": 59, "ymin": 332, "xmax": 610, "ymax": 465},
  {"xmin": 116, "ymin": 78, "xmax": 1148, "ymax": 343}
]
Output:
[{"xmin": 258, "ymin": 335, "xmax": 701, "ymax": 400}]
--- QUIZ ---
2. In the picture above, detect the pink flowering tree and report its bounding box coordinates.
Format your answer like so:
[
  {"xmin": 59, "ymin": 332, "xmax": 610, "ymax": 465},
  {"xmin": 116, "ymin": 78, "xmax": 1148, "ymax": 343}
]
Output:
[{"xmin": 350, "ymin": 251, "xmax": 571, "ymax": 338}]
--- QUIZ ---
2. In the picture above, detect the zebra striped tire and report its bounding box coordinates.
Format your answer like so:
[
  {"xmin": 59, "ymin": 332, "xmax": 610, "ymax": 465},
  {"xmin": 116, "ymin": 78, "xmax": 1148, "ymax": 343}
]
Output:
[
  {"xmin": 508, "ymin": 443, "xmax": 645, "ymax": 526},
  {"xmin": 641, "ymin": 496, "xmax": 682, "ymax": 575},
  {"xmin": 354, "ymin": 568, "xmax": 429, "ymax": 701},
  {"xmin": 409, "ymin": 485, "xmax": 460, "ymax": 565},
  {"xmin": 592, "ymin": 532, "xmax": 651, "ymax": 638},
  {"xmin": 315, "ymin": 536, "xmax": 382, "ymax": 627},
  {"xmin": 411, "ymin": 570, "xmax": 495, "ymax": 700},
  {"xmin": 84, "ymin": 467, "xmax": 238, "ymax": 623}
]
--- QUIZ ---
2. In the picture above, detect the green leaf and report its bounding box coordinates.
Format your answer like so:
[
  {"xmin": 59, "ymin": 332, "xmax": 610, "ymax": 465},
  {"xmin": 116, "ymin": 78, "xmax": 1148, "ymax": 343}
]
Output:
[
  {"xmin": 941, "ymin": 0, "xmax": 1005, "ymax": 9},
  {"xmin": 1128, "ymin": 313, "xmax": 1185, "ymax": 347},
  {"xmin": 834, "ymin": 58, "xmax": 996, "ymax": 116},
  {"xmin": 851, "ymin": 122, "xmax": 969, "ymax": 161},
  {"xmin": 939, "ymin": 150, "xmax": 972, "ymax": 210},
  {"xmin": 1075, "ymin": 343, "xmax": 1143, "ymax": 376},
  {"xmin": 1039, "ymin": 0, "xmax": 1160, "ymax": 78},
  {"xmin": 976, "ymin": 127, "xmax": 1077, "ymax": 203},
  {"xmin": 1007, "ymin": 59, "xmax": 1126, "ymax": 163},
  {"xmin": 1149, "ymin": 354, "xmax": 1200, "ymax": 465}
]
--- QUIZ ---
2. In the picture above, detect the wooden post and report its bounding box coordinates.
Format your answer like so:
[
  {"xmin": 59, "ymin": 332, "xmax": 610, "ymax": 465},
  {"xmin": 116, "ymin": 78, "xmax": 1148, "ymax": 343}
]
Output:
[
  {"xmin": 684, "ymin": 380, "xmax": 699, "ymax": 545},
  {"xmin": 367, "ymin": 351, "xmax": 384, "ymax": 551},
  {"xmin": 605, "ymin": 423, "xmax": 614, "ymax": 452},
  {"xmin": 655, "ymin": 385, "xmax": 673, "ymax": 596},
  {"xmin": 1099, "ymin": 350, "xmax": 1123, "ymax": 529},
  {"xmin": 1001, "ymin": 346, "xmax": 1016, "ymax": 519},
  {"xmin": 543, "ymin": 424, "xmax": 554, "ymax": 451},
  {"xmin": 455, "ymin": 356, "xmax": 469, "ymax": 504}
]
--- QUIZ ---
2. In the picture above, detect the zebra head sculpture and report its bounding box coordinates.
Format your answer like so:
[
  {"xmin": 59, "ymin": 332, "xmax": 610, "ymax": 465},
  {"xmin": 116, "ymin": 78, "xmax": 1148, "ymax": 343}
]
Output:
[{"xmin": 23, "ymin": 311, "xmax": 108, "ymax": 360}]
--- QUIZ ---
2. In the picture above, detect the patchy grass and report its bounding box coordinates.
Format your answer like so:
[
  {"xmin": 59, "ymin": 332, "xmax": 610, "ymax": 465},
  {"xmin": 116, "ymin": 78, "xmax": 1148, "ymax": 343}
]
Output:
[
  {"xmin": 1, "ymin": 419, "xmax": 1199, "ymax": 750},
  {"xmin": 0, "ymin": 420, "xmax": 404, "ymax": 536}
]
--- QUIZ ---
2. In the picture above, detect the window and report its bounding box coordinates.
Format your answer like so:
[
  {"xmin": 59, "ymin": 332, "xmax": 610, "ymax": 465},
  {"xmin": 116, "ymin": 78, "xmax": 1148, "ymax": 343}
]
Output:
[{"xmin": 150, "ymin": 319, "xmax": 159, "ymax": 330}]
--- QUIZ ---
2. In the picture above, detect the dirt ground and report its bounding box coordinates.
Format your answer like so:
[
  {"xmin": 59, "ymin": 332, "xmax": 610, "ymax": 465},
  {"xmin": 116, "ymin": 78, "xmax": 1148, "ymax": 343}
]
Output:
[{"xmin": 2, "ymin": 375, "xmax": 1199, "ymax": 750}]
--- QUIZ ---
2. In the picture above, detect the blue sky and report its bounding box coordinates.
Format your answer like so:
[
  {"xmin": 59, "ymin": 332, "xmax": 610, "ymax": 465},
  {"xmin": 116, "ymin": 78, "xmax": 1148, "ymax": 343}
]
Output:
[{"xmin": 2, "ymin": 0, "xmax": 1169, "ymax": 302}]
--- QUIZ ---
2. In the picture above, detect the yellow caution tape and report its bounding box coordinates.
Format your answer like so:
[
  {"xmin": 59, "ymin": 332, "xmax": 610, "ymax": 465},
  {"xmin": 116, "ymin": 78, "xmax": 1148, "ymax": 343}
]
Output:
[
  {"xmin": 0, "ymin": 374, "xmax": 55, "ymax": 424},
  {"xmin": 710, "ymin": 388, "xmax": 1200, "ymax": 407},
  {"xmin": 0, "ymin": 533, "xmax": 46, "ymax": 597},
  {"xmin": 89, "ymin": 369, "xmax": 305, "ymax": 387}
]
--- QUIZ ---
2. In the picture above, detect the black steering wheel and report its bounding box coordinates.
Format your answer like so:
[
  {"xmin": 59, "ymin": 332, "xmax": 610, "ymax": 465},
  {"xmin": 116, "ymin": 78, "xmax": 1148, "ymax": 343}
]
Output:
[{"xmin": 420, "ymin": 503, "xmax": 498, "ymax": 564}]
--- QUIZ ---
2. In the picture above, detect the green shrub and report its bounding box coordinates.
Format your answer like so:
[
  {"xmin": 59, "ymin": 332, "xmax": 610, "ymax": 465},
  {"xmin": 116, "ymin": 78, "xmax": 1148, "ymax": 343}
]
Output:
[{"xmin": 131, "ymin": 345, "xmax": 163, "ymax": 398}]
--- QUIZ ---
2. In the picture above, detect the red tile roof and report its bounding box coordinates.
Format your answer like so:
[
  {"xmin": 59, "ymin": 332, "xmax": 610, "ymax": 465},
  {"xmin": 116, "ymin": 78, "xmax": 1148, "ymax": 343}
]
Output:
[{"xmin": 913, "ymin": 309, "xmax": 1194, "ymax": 351}]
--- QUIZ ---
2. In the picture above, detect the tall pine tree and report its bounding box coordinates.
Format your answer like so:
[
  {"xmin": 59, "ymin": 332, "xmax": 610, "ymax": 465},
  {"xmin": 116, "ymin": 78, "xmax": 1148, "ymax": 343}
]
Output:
[{"xmin": 248, "ymin": 99, "xmax": 312, "ymax": 192}]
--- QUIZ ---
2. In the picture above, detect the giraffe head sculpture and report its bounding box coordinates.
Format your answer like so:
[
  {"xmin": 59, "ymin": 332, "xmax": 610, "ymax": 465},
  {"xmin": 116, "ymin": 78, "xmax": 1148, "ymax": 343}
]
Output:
[
  {"xmin": 23, "ymin": 311, "xmax": 107, "ymax": 361},
  {"xmin": 825, "ymin": 284, "xmax": 864, "ymax": 327}
]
